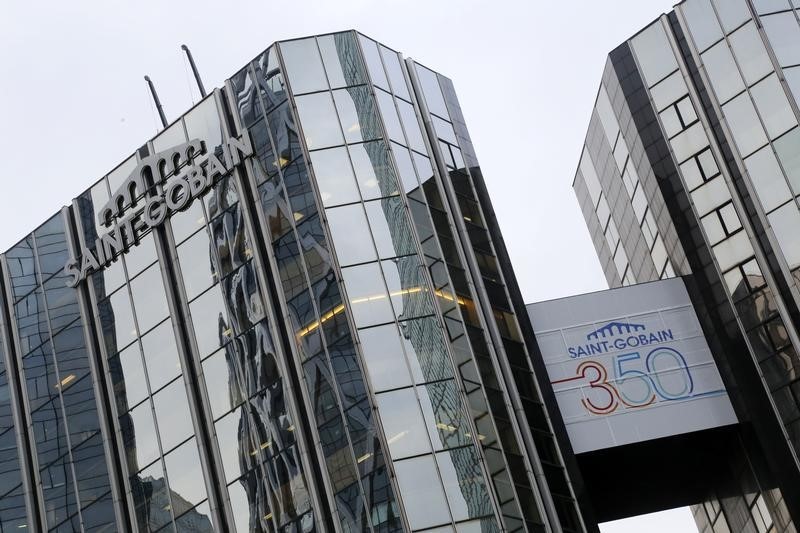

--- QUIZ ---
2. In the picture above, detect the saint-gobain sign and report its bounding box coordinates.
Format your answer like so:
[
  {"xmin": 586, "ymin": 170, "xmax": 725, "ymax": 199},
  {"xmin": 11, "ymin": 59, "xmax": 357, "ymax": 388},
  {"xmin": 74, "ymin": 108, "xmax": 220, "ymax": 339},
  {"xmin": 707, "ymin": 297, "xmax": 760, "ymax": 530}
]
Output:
[
  {"xmin": 527, "ymin": 277, "xmax": 737, "ymax": 454},
  {"xmin": 64, "ymin": 129, "xmax": 253, "ymax": 287}
]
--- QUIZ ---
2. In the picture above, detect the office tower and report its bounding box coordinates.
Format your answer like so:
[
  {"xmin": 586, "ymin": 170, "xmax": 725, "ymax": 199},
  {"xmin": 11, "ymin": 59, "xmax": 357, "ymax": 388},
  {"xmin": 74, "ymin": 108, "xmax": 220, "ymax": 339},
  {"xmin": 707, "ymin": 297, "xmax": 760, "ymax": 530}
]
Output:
[
  {"xmin": 574, "ymin": 0, "xmax": 800, "ymax": 530},
  {"xmin": 0, "ymin": 31, "xmax": 593, "ymax": 532}
]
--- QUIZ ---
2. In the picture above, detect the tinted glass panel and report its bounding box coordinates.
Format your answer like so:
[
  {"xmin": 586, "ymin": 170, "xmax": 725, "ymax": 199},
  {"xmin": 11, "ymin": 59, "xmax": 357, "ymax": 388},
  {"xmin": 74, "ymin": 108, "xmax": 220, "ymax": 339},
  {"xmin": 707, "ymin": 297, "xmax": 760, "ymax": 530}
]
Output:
[
  {"xmin": 295, "ymin": 92, "xmax": 345, "ymax": 150},
  {"xmin": 280, "ymin": 38, "xmax": 328, "ymax": 95}
]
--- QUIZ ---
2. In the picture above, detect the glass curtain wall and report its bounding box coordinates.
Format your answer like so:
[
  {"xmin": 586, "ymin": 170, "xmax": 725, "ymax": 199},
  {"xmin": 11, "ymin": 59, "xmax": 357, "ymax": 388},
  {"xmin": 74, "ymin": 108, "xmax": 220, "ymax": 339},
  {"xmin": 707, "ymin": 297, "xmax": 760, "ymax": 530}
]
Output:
[{"xmin": 5, "ymin": 213, "xmax": 117, "ymax": 531}]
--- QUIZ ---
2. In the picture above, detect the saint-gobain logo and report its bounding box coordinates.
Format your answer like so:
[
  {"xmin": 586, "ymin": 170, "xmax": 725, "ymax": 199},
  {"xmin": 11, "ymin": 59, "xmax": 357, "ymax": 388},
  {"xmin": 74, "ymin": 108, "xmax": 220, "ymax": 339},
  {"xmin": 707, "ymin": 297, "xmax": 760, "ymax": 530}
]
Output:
[
  {"xmin": 64, "ymin": 129, "xmax": 253, "ymax": 287},
  {"xmin": 567, "ymin": 320, "xmax": 674, "ymax": 358},
  {"xmin": 586, "ymin": 321, "xmax": 645, "ymax": 339}
]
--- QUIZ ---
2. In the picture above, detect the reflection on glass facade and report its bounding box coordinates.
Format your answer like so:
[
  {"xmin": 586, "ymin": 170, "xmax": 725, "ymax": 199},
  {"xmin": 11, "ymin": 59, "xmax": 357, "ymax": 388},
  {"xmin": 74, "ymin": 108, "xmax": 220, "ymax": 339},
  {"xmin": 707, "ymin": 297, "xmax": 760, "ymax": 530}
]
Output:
[
  {"xmin": 575, "ymin": 0, "xmax": 800, "ymax": 529},
  {"xmin": 0, "ymin": 30, "xmax": 591, "ymax": 533}
]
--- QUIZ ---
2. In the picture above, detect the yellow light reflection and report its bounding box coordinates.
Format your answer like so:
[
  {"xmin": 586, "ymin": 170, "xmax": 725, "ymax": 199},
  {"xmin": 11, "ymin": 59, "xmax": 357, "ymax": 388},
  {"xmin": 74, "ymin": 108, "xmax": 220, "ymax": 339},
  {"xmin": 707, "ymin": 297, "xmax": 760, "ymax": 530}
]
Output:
[
  {"xmin": 297, "ymin": 304, "xmax": 346, "ymax": 337},
  {"xmin": 356, "ymin": 453, "xmax": 371, "ymax": 463},
  {"xmin": 387, "ymin": 431, "xmax": 408, "ymax": 444},
  {"xmin": 435, "ymin": 422, "xmax": 457, "ymax": 432},
  {"xmin": 56, "ymin": 374, "xmax": 76, "ymax": 389},
  {"xmin": 434, "ymin": 289, "xmax": 466, "ymax": 305}
]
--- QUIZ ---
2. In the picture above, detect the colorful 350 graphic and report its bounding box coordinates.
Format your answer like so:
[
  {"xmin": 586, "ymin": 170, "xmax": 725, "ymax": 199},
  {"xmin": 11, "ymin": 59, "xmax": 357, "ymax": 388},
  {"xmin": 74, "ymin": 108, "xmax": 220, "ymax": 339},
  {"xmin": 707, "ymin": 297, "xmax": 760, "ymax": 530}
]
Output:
[{"xmin": 551, "ymin": 347, "xmax": 695, "ymax": 415}]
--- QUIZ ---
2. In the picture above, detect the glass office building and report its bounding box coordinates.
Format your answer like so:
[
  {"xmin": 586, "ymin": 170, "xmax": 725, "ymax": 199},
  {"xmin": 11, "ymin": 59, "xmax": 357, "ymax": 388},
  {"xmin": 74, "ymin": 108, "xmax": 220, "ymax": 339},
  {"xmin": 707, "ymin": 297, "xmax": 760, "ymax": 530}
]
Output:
[
  {"xmin": 0, "ymin": 31, "xmax": 593, "ymax": 532},
  {"xmin": 575, "ymin": 0, "xmax": 800, "ymax": 531}
]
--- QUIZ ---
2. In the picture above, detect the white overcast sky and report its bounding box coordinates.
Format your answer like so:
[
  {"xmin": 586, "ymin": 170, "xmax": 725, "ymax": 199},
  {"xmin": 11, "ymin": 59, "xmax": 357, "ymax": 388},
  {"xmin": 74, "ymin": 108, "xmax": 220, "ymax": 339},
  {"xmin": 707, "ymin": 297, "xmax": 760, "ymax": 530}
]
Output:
[{"xmin": 1, "ymin": 0, "xmax": 698, "ymax": 530}]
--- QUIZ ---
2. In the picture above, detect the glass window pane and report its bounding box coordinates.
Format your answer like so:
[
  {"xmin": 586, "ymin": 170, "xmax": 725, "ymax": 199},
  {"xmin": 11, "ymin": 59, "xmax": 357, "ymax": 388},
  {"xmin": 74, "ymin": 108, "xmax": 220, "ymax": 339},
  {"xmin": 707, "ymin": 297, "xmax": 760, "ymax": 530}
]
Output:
[
  {"xmin": 177, "ymin": 229, "xmax": 215, "ymax": 301},
  {"xmin": 722, "ymin": 92, "xmax": 769, "ymax": 156},
  {"xmin": 396, "ymin": 99, "xmax": 426, "ymax": 153},
  {"xmin": 381, "ymin": 256, "xmax": 434, "ymax": 321},
  {"xmin": 295, "ymin": 92, "xmax": 345, "ymax": 150},
  {"xmin": 164, "ymin": 438, "xmax": 207, "ymax": 507},
  {"xmin": 341, "ymin": 263, "xmax": 394, "ymax": 327},
  {"xmin": 393, "ymin": 455, "xmax": 450, "ymax": 529},
  {"xmin": 214, "ymin": 410, "xmax": 244, "ymax": 483},
  {"xmin": 729, "ymin": 22, "xmax": 773, "ymax": 86},
  {"xmin": 650, "ymin": 71, "xmax": 689, "ymax": 112},
  {"xmin": 374, "ymin": 89, "xmax": 405, "ymax": 146},
  {"xmin": 768, "ymin": 203, "xmax": 800, "ymax": 269},
  {"xmin": 189, "ymin": 286, "xmax": 230, "ymax": 358},
  {"xmin": 774, "ymin": 127, "xmax": 800, "ymax": 193},
  {"xmin": 398, "ymin": 317, "xmax": 453, "ymax": 384},
  {"xmin": 702, "ymin": 41, "xmax": 746, "ymax": 103},
  {"xmin": 682, "ymin": 0, "xmax": 723, "ymax": 51},
  {"xmin": 660, "ymin": 106, "xmax": 683, "ymax": 138},
  {"xmin": 631, "ymin": 21, "xmax": 679, "ymax": 87},
  {"xmin": 744, "ymin": 145, "xmax": 793, "ymax": 212},
  {"xmin": 100, "ymin": 288, "xmax": 137, "ymax": 354},
  {"xmin": 184, "ymin": 94, "xmax": 223, "ymax": 152},
  {"xmin": 326, "ymin": 204, "xmax": 377, "ymax": 266},
  {"xmin": 713, "ymin": 230, "xmax": 754, "ymax": 271},
  {"xmin": 124, "ymin": 233, "xmax": 158, "ymax": 279},
  {"xmin": 333, "ymin": 87, "xmax": 382, "ymax": 144},
  {"xmin": 679, "ymin": 157, "xmax": 703, "ymax": 193},
  {"xmin": 380, "ymin": 45, "xmax": 410, "ymax": 100},
  {"xmin": 392, "ymin": 143, "xmax": 420, "ymax": 194},
  {"xmin": 132, "ymin": 462, "xmax": 171, "ymax": 531},
  {"xmin": 124, "ymin": 402, "xmax": 159, "ymax": 471},
  {"xmin": 107, "ymin": 155, "xmax": 138, "ymax": 198},
  {"xmin": 310, "ymin": 147, "xmax": 360, "ymax": 207},
  {"xmin": 762, "ymin": 12, "xmax": 800, "ymax": 67},
  {"xmin": 111, "ymin": 343, "xmax": 147, "ymax": 412},
  {"xmin": 92, "ymin": 258, "xmax": 125, "ymax": 301},
  {"xmin": 712, "ymin": 0, "xmax": 751, "ymax": 33},
  {"xmin": 702, "ymin": 212, "xmax": 727, "ymax": 244},
  {"xmin": 436, "ymin": 447, "xmax": 493, "ymax": 521},
  {"xmin": 202, "ymin": 349, "xmax": 245, "ymax": 420},
  {"xmin": 413, "ymin": 152, "xmax": 434, "ymax": 186},
  {"xmin": 433, "ymin": 116, "xmax": 458, "ymax": 145},
  {"xmin": 418, "ymin": 381, "xmax": 470, "ymax": 451},
  {"xmin": 670, "ymin": 122, "xmax": 709, "ymax": 163},
  {"xmin": 376, "ymin": 388, "xmax": 431, "ymax": 458},
  {"xmin": 364, "ymin": 197, "xmax": 416, "ymax": 260},
  {"xmin": 349, "ymin": 141, "xmax": 399, "ymax": 200},
  {"xmin": 698, "ymin": 148, "xmax": 720, "ymax": 178},
  {"xmin": 753, "ymin": 0, "xmax": 791, "ymax": 13},
  {"xmin": 279, "ymin": 38, "xmax": 328, "ymax": 95},
  {"xmin": 153, "ymin": 378, "xmax": 194, "ymax": 452},
  {"xmin": 358, "ymin": 34, "xmax": 389, "ymax": 90},
  {"xmin": 152, "ymin": 119, "xmax": 188, "ymax": 154},
  {"xmin": 751, "ymin": 74, "xmax": 797, "ymax": 139},
  {"xmin": 414, "ymin": 63, "xmax": 449, "ymax": 119},
  {"xmin": 170, "ymin": 198, "xmax": 206, "ymax": 245},
  {"xmin": 317, "ymin": 33, "xmax": 365, "ymax": 89},
  {"xmin": 141, "ymin": 320, "xmax": 182, "ymax": 393},
  {"xmin": 255, "ymin": 46, "xmax": 286, "ymax": 114},
  {"xmin": 130, "ymin": 264, "xmax": 169, "ymax": 334},
  {"xmin": 358, "ymin": 324, "xmax": 413, "ymax": 391}
]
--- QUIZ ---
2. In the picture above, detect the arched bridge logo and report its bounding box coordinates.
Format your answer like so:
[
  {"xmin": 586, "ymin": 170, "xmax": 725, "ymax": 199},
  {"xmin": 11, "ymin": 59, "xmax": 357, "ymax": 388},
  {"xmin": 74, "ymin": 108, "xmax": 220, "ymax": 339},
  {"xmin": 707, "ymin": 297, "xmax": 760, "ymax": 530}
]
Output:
[
  {"xmin": 567, "ymin": 320, "xmax": 674, "ymax": 359},
  {"xmin": 98, "ymin": 139, "xmax": 206, "ymax": 227},
  {"xmin": 64, "ymin": 129, "xmax": 253, "ymax": 287},
  {"xmin": 586, "ymin": 321, "xmax": 646, "ymax": 340}
]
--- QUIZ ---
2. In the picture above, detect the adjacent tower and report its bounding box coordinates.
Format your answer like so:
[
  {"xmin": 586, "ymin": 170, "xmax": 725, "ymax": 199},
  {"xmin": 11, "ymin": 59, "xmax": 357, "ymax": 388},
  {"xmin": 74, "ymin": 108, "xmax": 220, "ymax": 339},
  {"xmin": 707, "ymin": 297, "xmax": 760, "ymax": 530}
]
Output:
[{"xmin": 574, "ymin": 0, "xmax": 800, "ymax": 530}]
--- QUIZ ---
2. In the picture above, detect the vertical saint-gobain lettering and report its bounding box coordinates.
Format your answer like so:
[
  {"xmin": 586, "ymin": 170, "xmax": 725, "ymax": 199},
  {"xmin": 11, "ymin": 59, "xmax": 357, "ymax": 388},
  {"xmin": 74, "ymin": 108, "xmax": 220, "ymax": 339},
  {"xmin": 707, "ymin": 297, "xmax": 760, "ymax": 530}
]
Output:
[{"xmin": 64, "ymin": 130, "xmax": 253, "ymax": 287}]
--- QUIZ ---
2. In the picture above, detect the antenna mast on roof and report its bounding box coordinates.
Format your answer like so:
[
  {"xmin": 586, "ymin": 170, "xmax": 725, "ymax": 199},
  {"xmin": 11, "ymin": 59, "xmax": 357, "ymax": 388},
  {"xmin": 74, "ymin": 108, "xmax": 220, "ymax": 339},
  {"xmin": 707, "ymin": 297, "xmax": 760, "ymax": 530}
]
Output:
[
  {"xmin": 144, "ymin": 75, "xmax": 168, "ymax": 128},
  {"xmin": 181, "ymin": 45, "xmax": 207, "ymax": 98}
]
